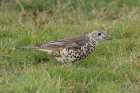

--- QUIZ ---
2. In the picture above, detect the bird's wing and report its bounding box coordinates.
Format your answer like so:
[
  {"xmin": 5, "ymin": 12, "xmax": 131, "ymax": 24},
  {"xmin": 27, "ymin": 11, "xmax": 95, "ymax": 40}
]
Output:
[{"xmin": 36, "ymin": 34, "xmax": 89, "ymax": 50}]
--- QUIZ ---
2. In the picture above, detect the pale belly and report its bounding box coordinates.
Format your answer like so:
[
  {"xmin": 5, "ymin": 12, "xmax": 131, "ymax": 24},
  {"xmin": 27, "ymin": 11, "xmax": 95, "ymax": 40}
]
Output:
[{"xmin": 55, "ymin": 56, "xmax": 76, "ymax": 63}]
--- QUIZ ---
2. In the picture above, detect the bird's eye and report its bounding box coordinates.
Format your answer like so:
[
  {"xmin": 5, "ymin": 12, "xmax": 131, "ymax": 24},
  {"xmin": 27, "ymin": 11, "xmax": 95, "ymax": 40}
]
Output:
[{"xmin": 98, "ymin": 33, "xmax": 101, "ymax": 36}]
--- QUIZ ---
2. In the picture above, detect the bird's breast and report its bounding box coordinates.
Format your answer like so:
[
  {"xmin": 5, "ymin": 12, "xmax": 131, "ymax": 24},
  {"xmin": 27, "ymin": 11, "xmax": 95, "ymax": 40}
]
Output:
[{"xmin": 54, "ymin": 42, "xmax": 96, "ymax": 63}]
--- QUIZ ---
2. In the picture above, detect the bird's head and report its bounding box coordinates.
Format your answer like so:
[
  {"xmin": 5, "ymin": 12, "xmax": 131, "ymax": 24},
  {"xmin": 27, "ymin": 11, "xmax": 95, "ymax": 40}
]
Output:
[{"xmin": 88, "ymin": 30, "xmax": 111, "ymax": 44}]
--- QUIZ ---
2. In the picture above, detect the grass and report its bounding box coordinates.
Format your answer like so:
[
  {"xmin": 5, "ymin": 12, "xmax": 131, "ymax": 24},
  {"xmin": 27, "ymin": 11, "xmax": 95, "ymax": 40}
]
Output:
[{"xmin": 0, "ymin": 0, "xmax": 140, "ymax": 93}]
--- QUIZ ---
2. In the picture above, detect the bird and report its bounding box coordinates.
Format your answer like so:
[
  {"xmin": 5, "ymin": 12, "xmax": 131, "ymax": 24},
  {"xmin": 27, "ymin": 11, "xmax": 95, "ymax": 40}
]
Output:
[{"xmin": 14, "ymin": 30, "xmax": 111, "ymax": 63}]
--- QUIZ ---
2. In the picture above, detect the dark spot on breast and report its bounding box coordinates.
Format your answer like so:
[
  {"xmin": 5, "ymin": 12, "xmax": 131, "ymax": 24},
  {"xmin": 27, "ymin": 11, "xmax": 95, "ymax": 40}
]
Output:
[{"xmin": 66, "ymin": 59, "xmax": 68, "ymax": 61}]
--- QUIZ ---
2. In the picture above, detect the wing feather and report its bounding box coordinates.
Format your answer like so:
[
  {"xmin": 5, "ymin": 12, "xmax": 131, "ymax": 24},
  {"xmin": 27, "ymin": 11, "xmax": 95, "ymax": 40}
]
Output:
[{"xmin": 36, "ymin": 34, "xmax": 89, "ymax": 50}]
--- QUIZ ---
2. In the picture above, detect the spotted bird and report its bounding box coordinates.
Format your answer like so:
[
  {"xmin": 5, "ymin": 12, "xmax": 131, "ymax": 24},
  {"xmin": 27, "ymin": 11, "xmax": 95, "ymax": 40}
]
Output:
[{"xmin": 14, "ymin": 30, "xmax": 111, "ymax": 63}]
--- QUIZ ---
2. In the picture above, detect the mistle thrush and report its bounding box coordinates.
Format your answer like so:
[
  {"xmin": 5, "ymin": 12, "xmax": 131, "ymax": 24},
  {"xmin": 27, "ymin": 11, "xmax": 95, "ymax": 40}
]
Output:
[{"xmin": 15, "ymin": 30, "xmax": 111, "ymax": 63}]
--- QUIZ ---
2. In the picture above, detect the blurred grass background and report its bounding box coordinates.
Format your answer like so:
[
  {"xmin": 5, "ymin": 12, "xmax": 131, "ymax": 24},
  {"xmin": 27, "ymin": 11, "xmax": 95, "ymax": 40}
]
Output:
[{"xmin": 0, "ymin": 0, "xmax": 140, "ymax": 93}]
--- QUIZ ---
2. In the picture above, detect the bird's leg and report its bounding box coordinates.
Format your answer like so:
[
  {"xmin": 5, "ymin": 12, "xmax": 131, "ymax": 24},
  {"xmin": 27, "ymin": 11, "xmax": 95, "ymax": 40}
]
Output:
[{"xmin": 61, "ymin": 61, "xmax": 72, "ymax": 66}]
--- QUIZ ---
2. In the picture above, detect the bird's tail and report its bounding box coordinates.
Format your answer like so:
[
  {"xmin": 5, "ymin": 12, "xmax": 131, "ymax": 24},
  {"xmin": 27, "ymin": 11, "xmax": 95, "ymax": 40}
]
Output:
[
  {"xmin": 13, "ymin": 46, "xmax": 37, "ymax": 49},
  {"xmin": 13, "ymin": 46, "xmax": 53, "ymax": 54}
]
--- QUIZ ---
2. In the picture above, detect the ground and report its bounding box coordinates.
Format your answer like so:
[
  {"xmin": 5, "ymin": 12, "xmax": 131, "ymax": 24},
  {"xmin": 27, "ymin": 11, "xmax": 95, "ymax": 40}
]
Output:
[{"xmin": 0, "ymin": 0, "xmax": 140, "ymax": 93}]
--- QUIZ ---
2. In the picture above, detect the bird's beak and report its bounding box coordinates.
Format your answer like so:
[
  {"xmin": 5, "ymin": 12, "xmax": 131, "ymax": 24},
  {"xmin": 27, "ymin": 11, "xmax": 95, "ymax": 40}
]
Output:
[{"xmin": 105, "ymin": 36, "xmax": 112, "ymax": 40}]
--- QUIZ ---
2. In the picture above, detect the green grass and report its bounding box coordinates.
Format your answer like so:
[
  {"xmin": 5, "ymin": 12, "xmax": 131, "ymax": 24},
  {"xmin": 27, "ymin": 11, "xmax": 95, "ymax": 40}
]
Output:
[{"xmin": 0, "ymin": 0, "xmax": 140, "ymax": 93}]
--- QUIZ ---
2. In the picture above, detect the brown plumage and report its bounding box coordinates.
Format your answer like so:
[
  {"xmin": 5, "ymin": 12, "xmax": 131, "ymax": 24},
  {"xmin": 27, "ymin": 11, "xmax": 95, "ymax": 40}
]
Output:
[{"xmin": 15, "ymin": 30, "xmax": 111, "ymax": 63}]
